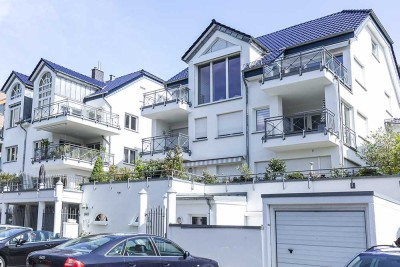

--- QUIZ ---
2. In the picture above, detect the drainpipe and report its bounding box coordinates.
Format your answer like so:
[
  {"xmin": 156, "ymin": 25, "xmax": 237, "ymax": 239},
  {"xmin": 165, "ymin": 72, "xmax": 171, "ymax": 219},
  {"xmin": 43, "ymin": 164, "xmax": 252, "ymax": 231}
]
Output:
[
  {"xmin": 206, "ymin": 197, "xmax": 212, "ymax": 225},
  {"xmin": 242, "ymin": 73, "xmax": 250, "ymax": 167},
  {"xmin": 19, "ymin": 121, "xmax": 28, "ymax": 173},
  {"xmin": 336, "ymin": 78, "xmax": 345, "ymax": 168},
  {"xmin": 102, "ymin": 93, "xmax": 112, "ymax": 154}
]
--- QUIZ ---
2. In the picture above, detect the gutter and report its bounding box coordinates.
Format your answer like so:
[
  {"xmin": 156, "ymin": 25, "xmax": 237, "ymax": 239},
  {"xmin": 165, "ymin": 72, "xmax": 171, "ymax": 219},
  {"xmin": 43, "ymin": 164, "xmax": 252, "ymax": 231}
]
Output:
[
  {"xmin": 102, "ymin": 93, "xmax": 112, "ymax": 154},
  {"xmin": 242, "ymin": 72, "xmax": 250, "ymax": 167}
]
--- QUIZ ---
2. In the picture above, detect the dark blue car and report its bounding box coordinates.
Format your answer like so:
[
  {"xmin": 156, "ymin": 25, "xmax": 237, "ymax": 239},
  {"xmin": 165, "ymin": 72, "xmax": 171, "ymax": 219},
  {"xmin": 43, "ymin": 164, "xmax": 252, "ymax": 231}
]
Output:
[
  {"xmin": 346, "ymin": 245, "xmax": 400, "ymax": 267},
  {"xmin": 27, "ymin": 233, "xmax": 219, "ymax": 267}
]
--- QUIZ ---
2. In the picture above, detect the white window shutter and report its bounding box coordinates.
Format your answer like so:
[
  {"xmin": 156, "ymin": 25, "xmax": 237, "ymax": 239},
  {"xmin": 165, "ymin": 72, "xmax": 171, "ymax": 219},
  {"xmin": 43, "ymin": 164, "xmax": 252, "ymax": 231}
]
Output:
[
  {"xmin": 195, "ymin": 118, "xmax": 207, "ymax": 139},
  {"xmin": 218, "ymin": 111, "xmax": 243, "ymax": 136}
]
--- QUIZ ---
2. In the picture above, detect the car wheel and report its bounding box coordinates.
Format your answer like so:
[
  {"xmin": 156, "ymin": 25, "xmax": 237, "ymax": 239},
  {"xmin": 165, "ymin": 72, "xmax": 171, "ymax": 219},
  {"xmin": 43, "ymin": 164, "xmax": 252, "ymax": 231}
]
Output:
[{"xmin": 0, "ymin": 255, "xmax": 6, "ymax": 267}]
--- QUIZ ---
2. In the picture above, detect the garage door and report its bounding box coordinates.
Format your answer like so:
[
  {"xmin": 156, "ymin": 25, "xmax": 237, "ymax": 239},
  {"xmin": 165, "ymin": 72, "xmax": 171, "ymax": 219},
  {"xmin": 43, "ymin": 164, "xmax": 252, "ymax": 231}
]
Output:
[{"xmin": 276, "ymin": 211, "xmax": 367, "ymax": 267}]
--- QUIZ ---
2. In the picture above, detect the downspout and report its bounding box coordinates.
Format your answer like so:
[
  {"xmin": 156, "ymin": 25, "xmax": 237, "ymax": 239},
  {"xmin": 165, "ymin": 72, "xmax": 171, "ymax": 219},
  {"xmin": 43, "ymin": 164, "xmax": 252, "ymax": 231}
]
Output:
[
  {"xmin": 242, "ymin": 73, "xmax": 250, "ymax": 167},
  {"xmin": 336, "ymin": 78, "xmax": 345, "ymax": 167},
  {"xmin": 102, "ymin": 93, "xmax": 112, "ymax": 155},
  {"xmin": 19, "ymin": 121, "xmax": 28, "ymax": 173},
  {"xmin": 206, "ymin": 197, "xmax": 212, "ymax": 225}
]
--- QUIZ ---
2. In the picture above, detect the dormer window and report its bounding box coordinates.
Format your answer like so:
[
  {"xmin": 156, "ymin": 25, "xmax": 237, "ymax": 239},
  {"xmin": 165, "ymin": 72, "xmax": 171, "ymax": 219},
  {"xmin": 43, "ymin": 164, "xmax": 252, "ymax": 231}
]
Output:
[
  {"xmin": 38, "ymin": 72, "xmax": 52, "ymax": 107},
  {"xmin": 11, "ymin": 84, "xmax": 21, "ymax": 100},
  {"xmin": 198, "ymin": 55, "xmax": 241, "ymax": 105}
]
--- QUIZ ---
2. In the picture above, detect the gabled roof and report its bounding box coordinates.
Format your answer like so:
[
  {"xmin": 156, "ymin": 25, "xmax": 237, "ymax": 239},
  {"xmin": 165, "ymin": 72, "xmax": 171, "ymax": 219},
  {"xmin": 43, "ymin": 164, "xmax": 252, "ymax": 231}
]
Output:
[
  {"xmin": 1, "ymin": 71, "xmax": 33, "ymax": 92},
  {"xmin": 182, "ymin": 19, "xmax": 269, "ymax": 63},
  {"xmin": 29, "ymin": 58, "xmax": 106, "ymax": 88},
  {"xmin": 166, "ymin": 68, "xmax": 188, "ymax": 85},
  {"xmin": 84, "ymin": 69, "xmax": 165, "ymax": 101}
]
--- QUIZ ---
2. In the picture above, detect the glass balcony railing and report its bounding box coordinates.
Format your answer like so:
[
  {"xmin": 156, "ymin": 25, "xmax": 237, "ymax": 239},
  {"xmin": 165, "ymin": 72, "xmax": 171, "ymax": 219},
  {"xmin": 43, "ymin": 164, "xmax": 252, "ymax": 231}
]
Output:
[
  {"xmin": 32, "ymin": 143, "xmax": 114, "ymax": 166},
  {"xmin": 142, "ymin": 86, "xmax": 191, "ymax": 109},
  {"xmin": 32, "ymin": 99, "xmax": 120, "ymax": 129},
  {"xmin": 141, "ymin": 133, "xmax": 190, "ymax": 156},
  {"xmin": 262, "ymin": 109, "xmax": 337, "ymax": 142},
  {"xmin": 260, "ymin": 48, "xmax": 350, "ymax": 87}
]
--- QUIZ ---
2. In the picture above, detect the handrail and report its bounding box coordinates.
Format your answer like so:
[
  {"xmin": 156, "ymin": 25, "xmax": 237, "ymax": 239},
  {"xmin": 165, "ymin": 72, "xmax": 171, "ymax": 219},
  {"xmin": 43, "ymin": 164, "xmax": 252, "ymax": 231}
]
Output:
[
  {"xmin": 262, "ymin": 108, "xmax": 336, "ymax": 142},
  {"xmin": 343, "ymin": 125, "xmax": 357, "ymax": 150},
  {"xmin": 141, "ymin": 133, "xmax": 191, "ymax": 155},
  {"xmin": 32, "ymin": 143, "xmax": 114, "ymax": 166},
  {"xmin": 32, "ymin": 99, "xmax": 120, "ymax": 129},
  {"xmin": 142, "ymin": 85, "xmax": 191, "ymax": 109}
]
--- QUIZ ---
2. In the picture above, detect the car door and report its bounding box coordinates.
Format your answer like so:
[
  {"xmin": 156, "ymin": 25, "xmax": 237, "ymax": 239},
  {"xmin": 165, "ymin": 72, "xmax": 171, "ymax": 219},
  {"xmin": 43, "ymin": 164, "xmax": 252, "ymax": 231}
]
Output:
[
  {"xmin": 123, "ymin": 237, "xmax": 161, "ymax": 267},
  {"xmin": 7, "ymin": 231, "xmax": 49, "ymax": 266},
  {"xmin": 100, "ymin": 240, "xmax": 128, "ymax": 267},
  {"xmin": 151, "ymin": 237, "xmax": 188, "ymax": 267}
]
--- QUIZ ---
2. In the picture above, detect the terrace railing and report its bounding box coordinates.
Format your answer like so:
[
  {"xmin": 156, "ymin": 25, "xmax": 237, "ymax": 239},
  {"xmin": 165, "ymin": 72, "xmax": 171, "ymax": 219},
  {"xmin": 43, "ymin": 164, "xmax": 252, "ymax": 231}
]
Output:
[
  {"xmin": 343, "ymin": 125, "xmax": 357, "ymax": 150},
  {"xmin": 32, "ymin": 143, "xmax": 114, "ymax": 166},
  {"xmin": 262, "ymin": 108, "xmax": 336, "ymax": 142},
  {"xmin": 142, "ymin": 86, "xmax": 191, "ymax": 109},
  {"xmin": 32, "ymin": 99, "xmax": 120, "ymax": 129},
  {"xmin": 141, "ymin": 133, "xmax": 190, "ymax": 156},
  {"xmin": 260, "ymin": 48, "xmax": 350, "ymax": 87}
]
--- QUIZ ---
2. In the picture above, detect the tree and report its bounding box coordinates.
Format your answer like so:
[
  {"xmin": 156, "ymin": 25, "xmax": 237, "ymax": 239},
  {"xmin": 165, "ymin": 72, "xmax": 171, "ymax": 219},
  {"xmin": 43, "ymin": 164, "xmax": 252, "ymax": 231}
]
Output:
[
  {"xmin": 358, "ymin": 128, "xmax": 400, "ymax": 175},
  {"xmin": 91, "ymin": 156, "xmax": 107, "ymax": 182},
  {"xmin": 164, "ymin": 146, "xmax": 184, "ymax": 177}
]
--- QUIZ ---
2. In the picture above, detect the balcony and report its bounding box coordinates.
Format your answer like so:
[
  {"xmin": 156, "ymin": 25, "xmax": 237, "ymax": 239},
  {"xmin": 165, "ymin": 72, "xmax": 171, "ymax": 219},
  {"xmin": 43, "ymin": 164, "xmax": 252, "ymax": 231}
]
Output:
[
  {"xmin": 343, "ymin": 125, "xmax": 357, "ymax": 150},
  {"xmin": 141, "ymin": 86, "xmax": 191, "ymax": 123},
  {"xmin": 31, "ymin": 143, "xmax": 114, "ymax": 171},
  {"xmin": 141, "ymin": 133, "xmax": 191, "ymax": 161},
  {"xmin": 262, "ymin": 109, "xmax": 339, "ymax": 152},
  {"xmin": 258, "ymin": 48, "xmax": 350, "ymax": 95},
  {"xmin": 32, "ymin": 100, "xmax": 120, "ymax": 138}
]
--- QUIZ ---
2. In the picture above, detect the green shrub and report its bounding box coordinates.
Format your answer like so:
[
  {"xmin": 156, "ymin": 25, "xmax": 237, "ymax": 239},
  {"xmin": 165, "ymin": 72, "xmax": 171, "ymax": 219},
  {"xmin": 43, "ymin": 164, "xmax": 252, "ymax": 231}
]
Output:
[
  {"xmin": 202, "ymin": 170, "xmax": 218, "ymax": 184},
  {"xmin": 286, "ymin": 172, "xmax": 305, "ymax": 180},
  {"xmin": 357, "ymin": 167, "xmax": 381, "ymax": 177},
  {"xmin": 265, "ymin": 158, "xmax": 286, "ymax": 180}
]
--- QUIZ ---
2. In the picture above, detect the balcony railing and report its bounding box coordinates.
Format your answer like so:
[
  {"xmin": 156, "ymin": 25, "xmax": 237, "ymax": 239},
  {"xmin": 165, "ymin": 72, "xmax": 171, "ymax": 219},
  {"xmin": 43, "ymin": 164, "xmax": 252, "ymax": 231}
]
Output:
[
  {"xmin": 259, "ymin": 48, "xmax": 350, "ymax": 87},
  {"xmin": 141, "ymin": 133, "xmax": 191, "ymax": 156},
  {"xmin": 32, "ymin": 143, "xmax": 114, "ymax": 166},
  {"xmin": 343, "ymin": 125, "xmax": 357, "ymax": 150},
  {"xmin": 262, "ymin": 109, "xmax": 336, "ymax": 142},
  {"xmin": 142, "ymin": 86, "xmax": 191, "ymax": 109},
  {"xmin": 32, "ymin": 99, "xmax": 120, "ymax": 129}
]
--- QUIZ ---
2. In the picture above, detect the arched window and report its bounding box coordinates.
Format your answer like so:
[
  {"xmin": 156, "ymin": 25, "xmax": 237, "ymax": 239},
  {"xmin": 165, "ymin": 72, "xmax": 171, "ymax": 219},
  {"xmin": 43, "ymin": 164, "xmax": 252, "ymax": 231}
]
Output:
[
  {"xmin": 38, "ymin": 72, "xmax": 52, "ymax": 107},
  {"xmin": 11, "ymin": 84, "xmax": 21, "ymax": 99},
  {"xmin": 95, "ymin": 213, "xmax": 108, "ymax": 221}
]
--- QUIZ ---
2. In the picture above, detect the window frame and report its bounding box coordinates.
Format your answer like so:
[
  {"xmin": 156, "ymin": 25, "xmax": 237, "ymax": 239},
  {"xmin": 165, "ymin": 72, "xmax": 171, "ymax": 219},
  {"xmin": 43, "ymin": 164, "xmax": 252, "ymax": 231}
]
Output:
[
  {"xmin": 255, "ymin": 108, "xmax": 270, "ymax": 132},
  {"xmin": 194, "ymin": 117, "xmax": 207, "ymax": 140},
  {"xmin": 11, "ymin": 84, "xmax": 22, "ymax": 100},
  {"xmin": 123, "ymin": 147, "xmax": 136, "ymax": 165},
  {"xmin": 151, "ymin": 237, "xmax": 185, "ymax": 257},
  {"xmin": 217, "ymin": 111, "xmax": 243, "ymax": 137},
  {"xmin": 6, "ymin": 146, "xmax": 18, "ymax": 162},
  {"xmin": 197, "ymin": 54, "xmax": 241, "ymax": 105},
  {"xmin": 9, "ymin": 104, "xmax": 21, "ymax": 128},
  {"xmin": 38, "ymin": 72, "xmax": 52, "ymax": 108},
  {"xmin": 124, "ymin": 113, "xmax": 138, "ymax": 132}
]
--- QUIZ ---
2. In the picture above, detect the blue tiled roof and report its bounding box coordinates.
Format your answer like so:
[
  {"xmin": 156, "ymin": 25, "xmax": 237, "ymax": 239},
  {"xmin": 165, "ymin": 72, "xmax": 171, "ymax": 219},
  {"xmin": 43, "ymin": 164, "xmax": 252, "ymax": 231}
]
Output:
[
  {"xmin": 256, "ymin": 10, "xmax": 372, "ymax": 63},
  {"xmin": 42, "ymin": 59, "xmax": 106, "ymax": 87},
  {"xmin": 14, "ymin": 72, "xmax": 33, "ymax": 87},
  {"xmin": 85, "ymin": 69, "xmax": 164, "ymax": 101},
  {"xmin": 167, "ymin": 68, "xmax": 188, "ymax": 84}
]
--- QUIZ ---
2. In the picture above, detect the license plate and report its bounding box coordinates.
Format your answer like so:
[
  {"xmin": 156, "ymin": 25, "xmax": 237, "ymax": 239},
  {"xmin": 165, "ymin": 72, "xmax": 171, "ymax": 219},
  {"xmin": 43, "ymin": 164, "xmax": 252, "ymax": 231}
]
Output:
[{"xmin": 34, "ymin": 264, "xmax": 49, "ymax": 267}]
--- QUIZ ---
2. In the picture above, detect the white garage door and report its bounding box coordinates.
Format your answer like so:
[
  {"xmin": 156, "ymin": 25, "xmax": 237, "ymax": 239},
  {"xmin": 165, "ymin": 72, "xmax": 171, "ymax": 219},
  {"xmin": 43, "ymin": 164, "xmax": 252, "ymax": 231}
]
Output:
[{"xmin": 276, "ymin": 211, "xmax": 367, "ymax": 267}]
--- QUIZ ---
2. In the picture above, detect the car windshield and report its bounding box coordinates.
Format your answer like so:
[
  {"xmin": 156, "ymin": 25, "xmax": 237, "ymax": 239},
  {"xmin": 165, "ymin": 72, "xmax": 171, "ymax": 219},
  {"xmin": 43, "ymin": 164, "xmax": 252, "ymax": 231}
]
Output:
[
  {"xmin": 57, "ymin": 235, "xmax": 113, "ymax": 253},
  {"xmin": 0, "ymin": 228, "xmax": 25, "ymax": 241},
  {"xmin": 347, "ymin": 254, "xmax": 400, "ymax": 267}
]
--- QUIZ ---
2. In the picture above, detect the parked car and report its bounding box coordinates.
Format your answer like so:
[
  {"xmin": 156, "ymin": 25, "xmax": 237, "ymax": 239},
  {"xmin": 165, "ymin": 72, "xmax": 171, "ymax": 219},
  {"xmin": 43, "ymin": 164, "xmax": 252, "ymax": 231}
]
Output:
[
  {"xmin": 27, "ymin": 233, "xmax": 219, "ymax": 267},
  {"xmin": 346, "ymin": 245, "xmax": 400, "ymax": 267},
  {"xmin": 0, "ymin": 227, "xmax": 68, "ymax": 267},
  {"xmin": 0, "ymin": 225, "xmax": 31, "ymax": 231}
]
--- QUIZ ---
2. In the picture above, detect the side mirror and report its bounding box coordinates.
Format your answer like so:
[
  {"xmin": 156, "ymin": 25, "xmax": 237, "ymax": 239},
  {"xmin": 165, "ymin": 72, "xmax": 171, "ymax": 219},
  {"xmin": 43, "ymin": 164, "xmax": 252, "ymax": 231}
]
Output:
[
  {"xmin": 16, "ymin": 239, "xmax": 27, "ymax": 247},
  {"xmin": 183, "ymin": 251, "xmax": 190, "ymax": 259}
]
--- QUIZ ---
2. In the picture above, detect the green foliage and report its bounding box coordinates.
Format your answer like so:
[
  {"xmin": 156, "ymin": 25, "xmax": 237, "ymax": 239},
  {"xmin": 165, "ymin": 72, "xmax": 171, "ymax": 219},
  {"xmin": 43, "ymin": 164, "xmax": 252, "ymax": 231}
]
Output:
[
  {"xmin": 358, "ymin": 128, "xmax": 400, "ymax": 175},
  {"xmin": 201, "ymin": 170, "xmax": 218, "ymax": 184},
  {"xmin": 91, "ymin": 156, "xmax": 107, "ymax": 182},
  {"xmin": 357, "ymin": 167, "xmax": 381, "ymax": 177},
  {"xmin": 330, "ymin": 168, "xmax": 352, "ymax": 178},
  {"xmin": 265, "ymin": 158, "xmax": 286, "ymax": 180},
  {"xmin": 164, "ymin": 146, "xmax": 184, "ymax": 175},
  {"xmin": 237, "ymin": 163, "xmax": 251, "ymax": 181},
  {"xmin": 0, "ymin": 173, "xmax": 17, "ymax": 183},
  {"xmin": 286, "ymin": 172, "xmax": 305, "ymax": 180}
]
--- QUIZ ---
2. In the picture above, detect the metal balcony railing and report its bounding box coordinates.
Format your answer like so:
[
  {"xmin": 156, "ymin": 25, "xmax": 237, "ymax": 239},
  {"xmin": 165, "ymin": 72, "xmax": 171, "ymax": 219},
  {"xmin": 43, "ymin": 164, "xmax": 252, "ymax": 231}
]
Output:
[
  {"xmin": 343, "ymin": 125, "xmax": 357, "ymax": 150},
  {"xmin": 32, "ymin": 99, "xmax": 120, "ymax": 129},
  {"xmin": 259, "ymin": 48, "xmax": 350, "ymax": 87},
  {"xmin": 32, "ymin": 143, "xmax": 114, "ymax": 166},
  {"xmin": 142, "ymin": 86, "xmax": 191, "ymax": 109},
  {"xmin": 262, "ymin": 109, "xmax": 336, "ymax": 142},
  {"xmin": 141, "ymin": 133, "xmax": 191, "ymax": 156}
]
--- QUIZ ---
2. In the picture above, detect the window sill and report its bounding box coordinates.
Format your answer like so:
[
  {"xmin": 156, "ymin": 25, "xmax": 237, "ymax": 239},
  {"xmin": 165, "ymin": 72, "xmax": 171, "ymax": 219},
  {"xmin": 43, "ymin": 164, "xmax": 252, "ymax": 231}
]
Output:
[
  {"xmin": 124, "ymin": 128, "xmax": 138, "ymax": 133},
  {"xmin": 195, "ymin": 96, "xmax": 242, "ymax": 108},
  {"xmin": 252, "ymin": 131, "xmax": 264, "ymax": 134},
  {"xmin": 2, "ymin": 161, "xmax": 17, "ymax": 164},
  {"xmin": 193, "ymin": 138, "xmax": 208, "ymax": 142},
  {"xmin": 355, "ymin": 79, "xmax": 367, "ymax": 91},
  {"xmin": 123, "ymin": 162, "xmax": 135, "ymax": 166},
  {"xmin": 92, "ymin": 221, "xmax": 108, "ymax": 226},
  {"xmin": 215, "ymin": 133, "xmax": 244, "ymax": 139}
]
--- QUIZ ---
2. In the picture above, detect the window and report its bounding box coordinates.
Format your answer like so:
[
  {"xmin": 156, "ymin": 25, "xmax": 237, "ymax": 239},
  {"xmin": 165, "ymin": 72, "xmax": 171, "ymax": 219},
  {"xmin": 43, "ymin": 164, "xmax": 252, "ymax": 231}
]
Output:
[
  {"xmin": 385, "ymin": 92, "xmax": 392, "ymax": 115},
  {"xmin": 125, "ymin": 237, "xmax": 156, "ymax": 256},
  {"xmin": 342, "ymin": 103, "xmax": 352, "ymax": 128},
  {"xmin": 372, "ymin": 39, "xmax": 379, "ymax": 59},
  {"xmin": 152, "ymin": 237, "xmax": 184, "ymax": 257},
  {"xmin": 191, "ymin": 216, "xmax": 208, "ymax": 225},
  {"xmin": 11, "ymin": 84, "xmax": 21, "ymax": 100},
  {"xmin": 95, "ymin": 214, "xmax": 108, "ymax": 221},
  {"xmin": 124, "ymin": 148, "xmax": 136, "ymax": 165},
  {"xmin": 203, "ymin": 38, "xmax": 235, "ymax": 54},
  {"xmin": 87, "ymin": 143, "xmax": 101, "ymax": 150},
  {"xmin": 6, "ymin": 146, "xmax": 17, "ymax": 162},
  {"xmin": 38, "ymin": 72, "xmax": 52, "ymax": 107},
  {"xmin": 256, "ymin": 108, "xmax": 270, "ymax": 131},
  {"xmin": 195, "ymin": 117, "xmax": 207, "ymax": 140},
  {"xmin": 217, "ymin": 111, "xmax": 243, "ymax": 137},
  {"xmin": 107, "ymin": 241, "xmax": 125, "ymax": 257},
  {"xmin": 125, "ymin": 114, "xmax": 137, "ymax": 131},
  {"xmin": 198, "ymin": 55, "xmax": 241, "ymax": 105},
  {"xmin": 9, "ymin": 105, "xmax": 20, "ymax": 128},
  {"xmin": 334, "ymin": 54, "xmax": 344, "ymax": 64},
  {"xmin": 353, "ymin": 58, "xmax": 365, "ymax": 87},
  {"xmin": 55, "ymin": 78, "xmax": 95, "ymax": 101}
]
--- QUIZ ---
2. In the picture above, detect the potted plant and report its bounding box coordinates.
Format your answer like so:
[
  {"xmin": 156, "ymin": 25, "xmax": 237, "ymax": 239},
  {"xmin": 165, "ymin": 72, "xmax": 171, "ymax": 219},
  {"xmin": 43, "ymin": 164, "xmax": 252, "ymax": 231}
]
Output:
[{"xmin": 265, "ymin": 158, "xmax": 286, "ymax": 180}]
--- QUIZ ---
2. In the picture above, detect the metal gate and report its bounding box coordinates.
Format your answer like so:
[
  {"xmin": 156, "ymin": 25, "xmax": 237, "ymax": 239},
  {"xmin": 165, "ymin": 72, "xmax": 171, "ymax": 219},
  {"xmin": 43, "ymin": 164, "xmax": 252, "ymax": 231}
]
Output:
[
  {"xmin": 146, "ymin": 206, "xmax": 167, "ymax": 237},
  {"xmin": 42, "ymin": 206, "xmax": 55, "ymax": 231},
  {"xmin": 61, "ymin": 206, "xmax": 79, "ymax": 235}
]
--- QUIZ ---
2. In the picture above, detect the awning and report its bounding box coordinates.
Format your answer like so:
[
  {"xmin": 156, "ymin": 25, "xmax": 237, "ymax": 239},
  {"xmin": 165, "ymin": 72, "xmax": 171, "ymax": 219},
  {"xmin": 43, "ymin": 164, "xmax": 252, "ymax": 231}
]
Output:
[{"xmin": 183, "ymin": 156, "xmax": 244, "ymax": 167}]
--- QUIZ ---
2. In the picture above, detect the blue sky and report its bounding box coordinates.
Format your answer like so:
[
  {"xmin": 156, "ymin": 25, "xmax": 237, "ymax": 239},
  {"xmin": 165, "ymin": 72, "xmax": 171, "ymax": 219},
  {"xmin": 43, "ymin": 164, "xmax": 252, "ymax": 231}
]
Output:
[{"xmin": 0, "ymin": 0, "xmax": 399, "ymax": 86}]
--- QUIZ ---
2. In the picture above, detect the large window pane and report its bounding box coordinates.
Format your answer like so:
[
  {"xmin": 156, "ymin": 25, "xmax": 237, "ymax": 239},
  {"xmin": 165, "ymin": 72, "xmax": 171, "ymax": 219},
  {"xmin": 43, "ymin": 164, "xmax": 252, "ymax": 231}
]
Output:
[
  {"xmin": 256, "ymin": 108, "xmax": 270, "ymax": 131},
  {"xmin": 198, "ymin": 65, "xmax": 210, "ymax": 105},
  {"xmin": 125, "ymin": 115, "xmax": 130, "ymax": 128},
  {"xmin": 228, "ymin": 56, "xmax": 241, "ymax": 98},
  {"xmin": 213, "ymin": 59, "xmax": 226, "ymax": 101}
]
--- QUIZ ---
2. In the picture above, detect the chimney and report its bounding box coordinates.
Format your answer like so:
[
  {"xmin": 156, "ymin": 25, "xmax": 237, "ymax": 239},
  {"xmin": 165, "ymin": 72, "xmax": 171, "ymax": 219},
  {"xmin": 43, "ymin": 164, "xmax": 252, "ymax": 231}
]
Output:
[
  {"xmin": 91, "ymin": 67, "xmax": 104, "ymax": 82},
  {"xmin": 109, "ymin": 74, "xmax": 116, "ymax": 81}
]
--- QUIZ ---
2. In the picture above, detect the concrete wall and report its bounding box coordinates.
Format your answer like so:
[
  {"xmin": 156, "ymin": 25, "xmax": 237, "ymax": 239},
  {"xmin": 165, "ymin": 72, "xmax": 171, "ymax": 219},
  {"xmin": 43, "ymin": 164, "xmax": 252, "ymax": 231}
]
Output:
[
  {"xmin": 169, "ymin": 225, "xmax": 263, "ymax": 267},
  {"xmin": 373, "ymin": 196, "xmax": 400, "ymax": 245}
]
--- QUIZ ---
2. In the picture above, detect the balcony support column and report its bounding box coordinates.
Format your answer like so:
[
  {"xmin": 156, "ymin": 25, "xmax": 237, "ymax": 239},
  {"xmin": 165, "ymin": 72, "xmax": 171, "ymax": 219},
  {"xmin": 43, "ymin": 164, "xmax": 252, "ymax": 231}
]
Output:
[
  {"xmin": 1, "ymin": 203, "xmax": 8, "ymax": 224},
  {"xmin": 37, "ymin": 201, "xmax": 46, "ymax": 230},
  {"xmin": 138, "ymin": 189, "xmax": 148, "ymax": 234},
  {"xmin": 53, "ymin": 180, "xmax": 64, "ymax": 235}
]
